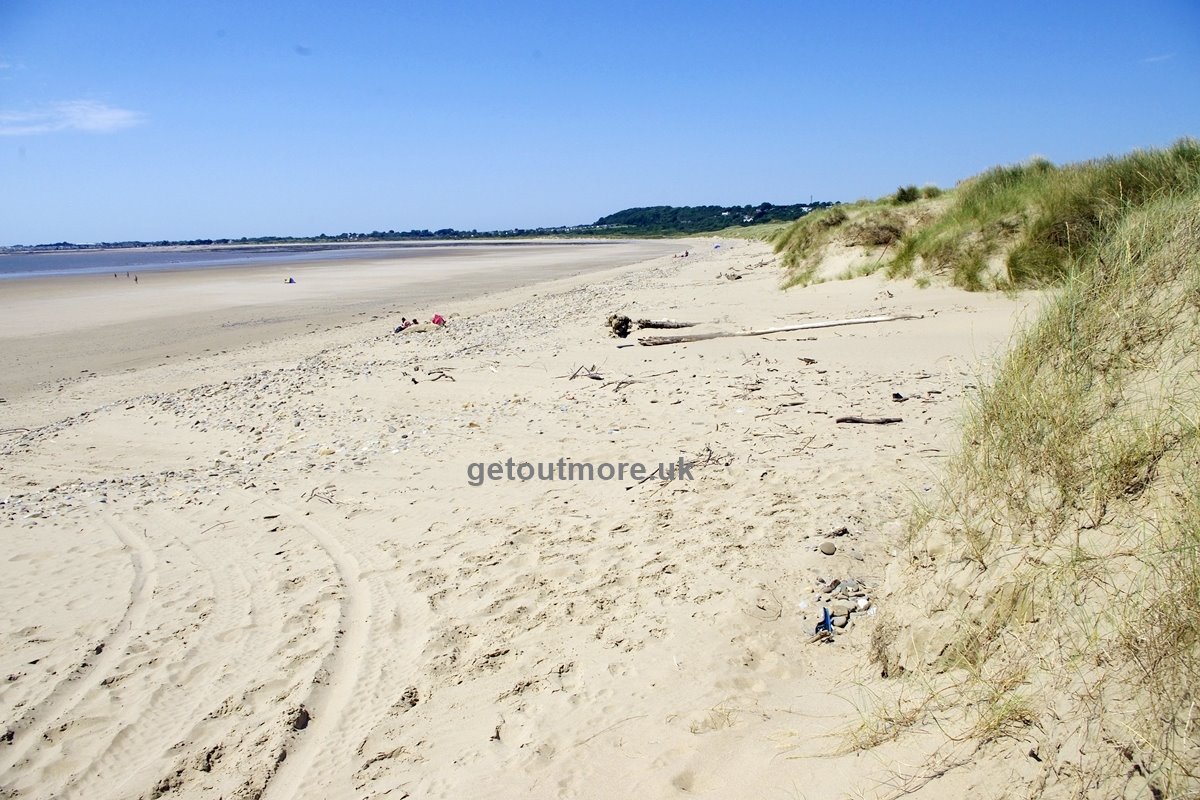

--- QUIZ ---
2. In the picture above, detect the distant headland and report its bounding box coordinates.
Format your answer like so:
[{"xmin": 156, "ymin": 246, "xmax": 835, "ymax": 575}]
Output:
[{"xmin": 2, "ymin": 201, "xmax": 835, "ymax": 251}]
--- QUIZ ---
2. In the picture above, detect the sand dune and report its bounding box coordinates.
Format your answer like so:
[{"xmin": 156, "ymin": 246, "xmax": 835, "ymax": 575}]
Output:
[{"xmin": 0, "ymin": 240, "xmax": 1032, "ymax": 798}]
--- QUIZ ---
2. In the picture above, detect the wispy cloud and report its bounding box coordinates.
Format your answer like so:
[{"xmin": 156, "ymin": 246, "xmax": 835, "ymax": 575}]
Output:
[
  {"xmin": 0, "ymin": 100, "xmax": 145, "ymax": 136},
  {"xmin": 1141, "ymin": 53, "xmax": 1175, "ymax": 64}
]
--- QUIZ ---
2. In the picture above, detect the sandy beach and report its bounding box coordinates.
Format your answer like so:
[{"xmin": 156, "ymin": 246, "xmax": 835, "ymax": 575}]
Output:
[
  {"xmin": 0, "ymin": 239, "xmax": 1033, "ymax": 798},
  {"xmin": 0, "ymin": 241, "xmax": 680, "ymax": 399}
]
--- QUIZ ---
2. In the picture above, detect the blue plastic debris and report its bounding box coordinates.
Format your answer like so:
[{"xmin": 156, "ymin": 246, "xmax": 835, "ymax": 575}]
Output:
[{"xmin": 814, "ymin": 606, "xmax": 833, "ymax": 635}]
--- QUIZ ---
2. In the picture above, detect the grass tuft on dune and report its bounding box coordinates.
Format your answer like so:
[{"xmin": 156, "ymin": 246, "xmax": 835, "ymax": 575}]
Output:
[
  {"xmin": 775, "ymin": 138, "xmax": 1200, "ymax": 292},
  {"xmin": 769, "ymin": 201, "xmax": 922, "ymax": 287},
  {"xmin": 860, "ymin": 151, "xmax": 1200, "ymax": 796}
]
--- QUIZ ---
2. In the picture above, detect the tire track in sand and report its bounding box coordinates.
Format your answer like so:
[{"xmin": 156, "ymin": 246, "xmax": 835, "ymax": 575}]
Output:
[
  {"xmin": 0, "ymin": 513, "xmax": 157, "ymax": 778},
  {"xmin": 259, "ymin": 508, "xmax": 371, "ymax": 800},
  {"xmin": 61, "ymin": 505, "xmax": 261, "ymax": 800}
]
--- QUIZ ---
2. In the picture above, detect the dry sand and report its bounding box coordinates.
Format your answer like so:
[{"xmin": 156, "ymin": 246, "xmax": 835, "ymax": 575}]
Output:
[{"xmin": 0, "ymin": 239, "xmax": 1034, "ymax": 798}]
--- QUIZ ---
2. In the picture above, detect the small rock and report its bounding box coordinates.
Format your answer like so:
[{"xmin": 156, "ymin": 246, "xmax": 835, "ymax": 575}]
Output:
[
  {"xmin": 291, "ymin": 707, "xmax": 310, "ymax": 730},
  {"xmin": 829, "ymin": 600, "xmax": 856, "ymax": 617},
  {"xmin": 819, "ymin": 541, "xmax": 837, "ymax": 556}
]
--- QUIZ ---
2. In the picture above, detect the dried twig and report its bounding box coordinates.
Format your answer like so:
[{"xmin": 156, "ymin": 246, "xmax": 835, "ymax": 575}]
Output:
[
  {"xmin": 304, "ymin": 487, "xmax": 336, "ymax": 503},
  {"xmin": 836, "ymin": 416, "xmax": 903, "ymax": 425},
  {"xmin": 625, "ymin": 445, "xmax": 723, "ymax": 491},
  {"xmin": 567, "ymin": 364, "xmax": 603, "ymax": 380}
]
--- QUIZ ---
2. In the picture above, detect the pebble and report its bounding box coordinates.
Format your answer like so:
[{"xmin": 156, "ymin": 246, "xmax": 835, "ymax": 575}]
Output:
[
  {"xmin": 819, "ymin": 541, "xmax": 837, "ymax": 556},
  {"xmin": 829, "ymin": 600, "xmax": 856, "ymax": 617}
]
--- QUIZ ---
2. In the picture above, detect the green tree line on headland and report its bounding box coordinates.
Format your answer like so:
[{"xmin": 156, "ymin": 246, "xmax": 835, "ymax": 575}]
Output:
[{"xmin": 591, "ymin": 202, "xmax": 834, "ymax": 235}]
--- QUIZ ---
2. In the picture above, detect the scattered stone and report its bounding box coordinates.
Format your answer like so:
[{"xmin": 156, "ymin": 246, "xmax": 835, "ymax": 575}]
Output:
[
  {"xmin": 819, "ymin": 541, "xmax": 837, "ymax": 556},
  {"xmin": 829, "ymin": 600, "xmax": 856, "ymax": 617},
  {"xmin": 291, "ymin": 706, "xmax": 310, "ymax": 731}
]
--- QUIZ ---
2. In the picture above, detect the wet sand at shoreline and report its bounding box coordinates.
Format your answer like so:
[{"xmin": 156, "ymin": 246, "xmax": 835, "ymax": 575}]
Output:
[{"xmin": 0, "ymin": 241, "xmax": 681, "ymax": 398}]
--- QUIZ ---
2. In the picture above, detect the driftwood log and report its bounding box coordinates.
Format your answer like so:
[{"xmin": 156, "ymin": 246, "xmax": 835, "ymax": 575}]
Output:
[
  {"xmin": 635, "ymin": 319, "xmax": 698, "ymax": 329},
  {"xmin": 836, "ymin": 416, "xmax": 903, "ymax": 424},
  {"xmin": 638, "ymin": 314, "xmax": 923, "ymax": 346},
  {"xmin": 611, "ymin": 314, "xmax": 699, "ymax": 337}
]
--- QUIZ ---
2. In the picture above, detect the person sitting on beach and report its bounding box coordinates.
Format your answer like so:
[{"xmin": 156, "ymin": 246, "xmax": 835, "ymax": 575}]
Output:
[{"xmin": 394, "ymin": 318, "xmax": 409, "ymax": 333}]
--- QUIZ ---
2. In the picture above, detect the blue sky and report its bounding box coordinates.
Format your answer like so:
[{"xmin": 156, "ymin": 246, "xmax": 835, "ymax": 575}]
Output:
[{"xmin": 1, "ymin": 1, "xmax": 1197, "ymax": 245}]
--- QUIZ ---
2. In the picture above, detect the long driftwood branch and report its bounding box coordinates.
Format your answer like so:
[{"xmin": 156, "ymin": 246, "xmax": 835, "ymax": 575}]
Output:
[
  {"xmin": 637, "ymin": 314, "xmax": 923, "ymax": 346},
  {"xmin": 836, "ymin": 416, "xmax": 903, "ymax": 424}
]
